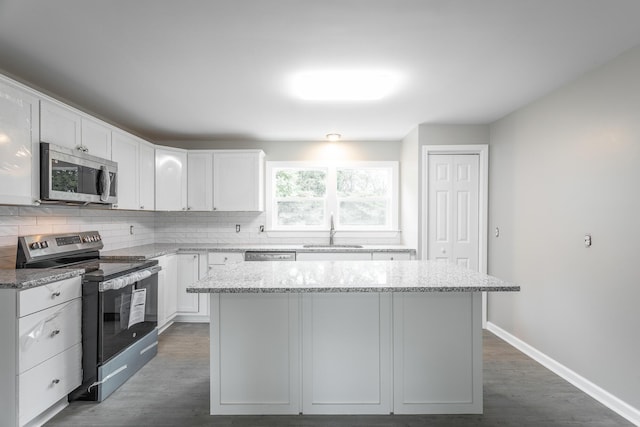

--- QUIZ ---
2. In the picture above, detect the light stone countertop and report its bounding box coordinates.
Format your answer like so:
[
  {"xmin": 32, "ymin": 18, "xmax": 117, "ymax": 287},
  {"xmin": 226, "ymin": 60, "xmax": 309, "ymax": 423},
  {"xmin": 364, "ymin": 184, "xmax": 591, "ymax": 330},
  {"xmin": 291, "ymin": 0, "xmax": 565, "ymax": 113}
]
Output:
[
  {"xmin": 0, "ymin": 268, "xmax": 84, "ymax": 290},
  {"xmin": 188, "ymin": 260, "xmax": 519, "ymax": 293},
  {"xmin": 100, "ymin": 243, "xmax": 416, "ymax": 261}
]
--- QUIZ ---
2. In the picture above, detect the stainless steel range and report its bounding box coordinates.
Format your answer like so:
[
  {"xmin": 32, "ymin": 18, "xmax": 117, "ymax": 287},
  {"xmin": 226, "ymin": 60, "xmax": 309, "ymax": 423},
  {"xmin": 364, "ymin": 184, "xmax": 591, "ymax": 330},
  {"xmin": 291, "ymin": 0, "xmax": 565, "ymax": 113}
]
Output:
[{"xmin": 16, "ymin": 231, "xmax": 160, "ymax": 402}]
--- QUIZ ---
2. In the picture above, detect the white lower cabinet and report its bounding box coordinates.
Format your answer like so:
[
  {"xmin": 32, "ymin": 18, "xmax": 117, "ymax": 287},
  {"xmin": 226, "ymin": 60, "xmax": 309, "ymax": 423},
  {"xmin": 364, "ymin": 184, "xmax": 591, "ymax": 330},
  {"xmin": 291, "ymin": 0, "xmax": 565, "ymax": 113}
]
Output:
[
  {"xmin": 175, "ymin": 253, "xmax": 209, "ymax": 322},
  {"xmin": 302, "ymin": 293, "xmax": 392, "ymax": 414},
  {"xmin": 393, "ymin": 292, "xmax": 482, "ymax": 414},
  {"xmin": 0, "ymin": 276, "xmax": 83, "ymax": 427},
  {"xmin": 155, "ymin": 254, "xmax": 178, "ymax": 333},
  {"xmin": 210, "ymin": 293, "xmax": 300, "ymax": 415}
]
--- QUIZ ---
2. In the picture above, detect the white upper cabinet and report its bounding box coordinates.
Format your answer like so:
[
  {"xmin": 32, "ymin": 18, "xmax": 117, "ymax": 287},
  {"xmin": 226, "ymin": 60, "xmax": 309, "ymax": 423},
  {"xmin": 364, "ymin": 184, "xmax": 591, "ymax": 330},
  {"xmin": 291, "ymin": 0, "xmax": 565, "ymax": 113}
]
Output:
[
  {"xmin": 111, "ymin": 131, "xmax": 139, "ymax": 210},
  {"xmin": 40, "ymin": 100, "xmax": 80, "ymax": 151},
  {"xmin": 213, "ymin": 150, "xmax": 264, "ymax": 211},
  {"xmin": 112, "ymin": 131, "xmax": 156, "ymax": 211},
  {"xmin": 187, "ymin": 151, "xmax": 213, "ymax": 211},
  {"xmin": 0, "ymin": 77, "xmax": 39, "ymax": 206},
  {"xmin": 156, "ymin": 146, "xmax": 187, "ymax": 211},
  {"xmin": 80, "ymin": 117, "xmax": 111, "ymax": 159},
  {"xmin": 138, "ymin": 141, "xmax": 155, "ymax": 211},
  {"xmin": 41, "ymin": 99, "xmax": 112, "ymax": 159}
]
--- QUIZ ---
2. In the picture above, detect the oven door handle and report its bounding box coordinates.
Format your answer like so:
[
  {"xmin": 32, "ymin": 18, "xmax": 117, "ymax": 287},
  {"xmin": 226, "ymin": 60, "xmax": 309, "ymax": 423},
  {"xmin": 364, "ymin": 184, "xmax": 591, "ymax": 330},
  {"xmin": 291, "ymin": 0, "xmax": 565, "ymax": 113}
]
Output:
[{"xmin": 98, "ymin": 265, "xmax": 161, "ymax": 292}]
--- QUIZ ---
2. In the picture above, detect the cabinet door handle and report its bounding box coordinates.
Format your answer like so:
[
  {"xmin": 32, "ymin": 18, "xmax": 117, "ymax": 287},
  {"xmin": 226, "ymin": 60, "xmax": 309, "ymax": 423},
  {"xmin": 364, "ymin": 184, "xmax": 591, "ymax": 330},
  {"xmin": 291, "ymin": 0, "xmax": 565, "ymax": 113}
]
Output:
[
  {"xmin": 50, "ymin": 329, "xmax": 61, "ymax": 337},
  {"xmin": 140, "ymin": 205, "xmax": 144, "ymax": 209},
  {"xmin": 51, "ymin": 291, "xmax": 61, "ymax": 298},
  {"xmin": 52, "ymin": 379, "xmax": 60, "ymax": 385}
]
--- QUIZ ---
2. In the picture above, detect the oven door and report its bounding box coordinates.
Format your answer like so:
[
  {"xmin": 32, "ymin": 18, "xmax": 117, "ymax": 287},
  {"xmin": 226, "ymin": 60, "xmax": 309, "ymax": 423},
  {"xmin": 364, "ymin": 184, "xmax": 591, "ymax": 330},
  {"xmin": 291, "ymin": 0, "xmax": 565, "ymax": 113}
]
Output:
[{"xmin": 98, "ymin": 273, "xmax": 158, "ymax": 363}]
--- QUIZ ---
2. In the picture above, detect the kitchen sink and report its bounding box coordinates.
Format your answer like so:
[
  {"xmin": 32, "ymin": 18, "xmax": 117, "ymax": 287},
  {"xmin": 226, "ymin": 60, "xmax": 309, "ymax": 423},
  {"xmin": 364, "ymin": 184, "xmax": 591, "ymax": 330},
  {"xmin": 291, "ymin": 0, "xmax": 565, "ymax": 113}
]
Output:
[{"xmin": 302, "ymin": 244, "xmax": 363, "ymax": 248}]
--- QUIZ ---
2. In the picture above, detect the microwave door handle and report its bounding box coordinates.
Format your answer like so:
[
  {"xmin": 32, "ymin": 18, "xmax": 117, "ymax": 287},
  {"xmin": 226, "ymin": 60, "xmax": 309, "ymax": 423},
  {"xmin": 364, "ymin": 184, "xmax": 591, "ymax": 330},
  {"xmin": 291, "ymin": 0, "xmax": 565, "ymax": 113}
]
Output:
[{"xmin": 99, "ymin": 165, "xmax": 111, "ymax": 201}]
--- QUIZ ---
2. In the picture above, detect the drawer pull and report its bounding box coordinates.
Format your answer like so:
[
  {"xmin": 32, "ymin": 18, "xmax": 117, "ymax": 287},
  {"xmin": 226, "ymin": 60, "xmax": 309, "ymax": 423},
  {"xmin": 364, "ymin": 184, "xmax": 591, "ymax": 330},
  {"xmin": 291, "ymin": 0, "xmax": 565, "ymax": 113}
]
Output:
[
  {"xmin": 50, "ymin": 329, "xmax": 61, "ymax": 337},
  {"xmin": 52, "ymin": 379, "xmax": 60, "ymax": 385},
  {"xmin": 51, "ymin": 291, "xmax": 61, "ymax": 298}
]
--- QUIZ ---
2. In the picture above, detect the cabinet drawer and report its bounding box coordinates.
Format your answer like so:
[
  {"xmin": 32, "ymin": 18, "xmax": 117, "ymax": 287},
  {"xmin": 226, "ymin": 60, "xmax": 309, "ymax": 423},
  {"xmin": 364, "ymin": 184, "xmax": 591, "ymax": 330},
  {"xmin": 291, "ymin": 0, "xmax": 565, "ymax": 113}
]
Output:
[
  {"xmin": 208, "ymin": 252, "xmax": 244, "ymax": 265},
  {"xmin": 19, "ymin": 298, "xmax": 82, "ymax": 374},
  {"xmin": 371, "ymin": 252, "xmax": 412, "ymax": 261},
  {"xmin": 18, "ymin": 343, "xmax": 82, "ymax": 426},
  {"xmin": 18, "ymin": 276, "xmax": 81, "ymax": 317}
]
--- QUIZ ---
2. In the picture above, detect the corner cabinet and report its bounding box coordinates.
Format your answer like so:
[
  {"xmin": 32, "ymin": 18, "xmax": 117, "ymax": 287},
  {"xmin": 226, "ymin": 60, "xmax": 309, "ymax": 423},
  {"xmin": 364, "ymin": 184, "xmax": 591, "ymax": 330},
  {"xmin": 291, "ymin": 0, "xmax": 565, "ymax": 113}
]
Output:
[
  {"xmin": 213, "ymin": 150, "xmax": 264, "ymax": 211},
  {"xmin": 155, "ymin": 147, "xmax": 187, "ymax": 211},
  {"xmin": 0, "ymin": 77, "xmax": 40, "ymax": 206},
  {"xmin": 0, "ymin": 277, "xmax": 83, "ymax": 427},
  {"xmin": 155, "ymin": 254, "xmax": 178, "ymax": 333},
  {"xmin": 175, "ymin": 253, "xmax": 209, "ymax": 322}
]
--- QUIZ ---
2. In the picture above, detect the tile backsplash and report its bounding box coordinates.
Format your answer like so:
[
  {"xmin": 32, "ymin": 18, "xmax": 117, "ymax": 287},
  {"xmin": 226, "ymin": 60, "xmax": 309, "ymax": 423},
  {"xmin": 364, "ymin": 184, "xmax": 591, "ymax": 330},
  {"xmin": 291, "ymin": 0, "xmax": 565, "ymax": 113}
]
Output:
[
  {"xmin": 0, "ymin": 205, "xmax": 155, "ymax": 269},
  {"xmin": 0, "ymin": 206, "xmax": 402, "ymax": 268}
]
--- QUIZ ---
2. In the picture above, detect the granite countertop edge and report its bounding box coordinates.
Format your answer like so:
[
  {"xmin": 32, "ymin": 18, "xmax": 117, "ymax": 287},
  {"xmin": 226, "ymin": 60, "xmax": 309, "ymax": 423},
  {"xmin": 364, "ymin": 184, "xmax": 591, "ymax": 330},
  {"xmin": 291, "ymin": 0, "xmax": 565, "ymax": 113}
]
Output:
[
  {"xmin": 0, "ymin": 269, "xmax": 85, "ymax": 290},
  {"xmin": 188, "ymin": 285, "xmax": 520, "ymax": 293},
  {"xmin": 100, "ymin": 243, "xmax": 417, "ymax": 260}
]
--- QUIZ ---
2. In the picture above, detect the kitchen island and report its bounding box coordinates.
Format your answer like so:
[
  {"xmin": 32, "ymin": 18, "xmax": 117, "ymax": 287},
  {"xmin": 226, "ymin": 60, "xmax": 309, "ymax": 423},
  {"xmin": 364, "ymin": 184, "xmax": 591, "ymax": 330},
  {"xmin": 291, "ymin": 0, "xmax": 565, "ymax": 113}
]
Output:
[{"xmin": 188, "ymin": 260, "xmax": 519, "ymax": 416}]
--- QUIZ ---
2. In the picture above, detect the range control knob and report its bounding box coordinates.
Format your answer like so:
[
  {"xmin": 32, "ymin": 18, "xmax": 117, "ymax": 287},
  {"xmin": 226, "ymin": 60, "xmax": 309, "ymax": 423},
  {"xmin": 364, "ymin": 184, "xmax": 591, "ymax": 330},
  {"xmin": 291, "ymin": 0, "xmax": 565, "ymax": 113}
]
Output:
[
  {"xmin": 41, "ymin": 241, "xmax": 49, "ymax": 248},
  {"xmin": 30, "ymin": 242, "xmax": 41, "ymax": 249}
]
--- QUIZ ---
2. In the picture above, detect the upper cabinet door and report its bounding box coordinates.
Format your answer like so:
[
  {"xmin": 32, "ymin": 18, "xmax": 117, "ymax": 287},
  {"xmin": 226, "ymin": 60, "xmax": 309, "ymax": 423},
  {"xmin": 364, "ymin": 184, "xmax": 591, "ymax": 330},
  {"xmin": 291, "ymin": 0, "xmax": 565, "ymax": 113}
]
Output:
[
  {"xmin": 156, "ymin": 147, "xmax": 187, "ymax": 211},
  {"xmin": 138, "ymin": 141, "xmax": 155, "ymax": 211},
  {"xmin": 40, "ymin": 100, "xmax": 81, "ymax": 150},
  {"xmin": 80, "ymin": 117, "xmax": 111, "ymax": 159},
  {"xmin": 187, "ymin": 151, "xmax": 213, "ymax": 211},
  {"xmin": 213, "ymin": 150, "xmax": 264, "ymax": 211},
  {"xmin": 111, "ymin": 131, "xmax": 139, "ymax": 210},
  {"xmin": 0, "ymin": 78, "xmax": 39, "ymax": 206}
]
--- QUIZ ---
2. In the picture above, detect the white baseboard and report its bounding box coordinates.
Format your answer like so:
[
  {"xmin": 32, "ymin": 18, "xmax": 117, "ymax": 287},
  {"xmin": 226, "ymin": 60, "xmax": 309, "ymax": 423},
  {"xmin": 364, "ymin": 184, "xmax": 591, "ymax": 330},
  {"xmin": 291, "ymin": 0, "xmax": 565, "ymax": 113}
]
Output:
[{"xmin": 486, "ymin": 321, "xmax": 640, "ymax": 426}]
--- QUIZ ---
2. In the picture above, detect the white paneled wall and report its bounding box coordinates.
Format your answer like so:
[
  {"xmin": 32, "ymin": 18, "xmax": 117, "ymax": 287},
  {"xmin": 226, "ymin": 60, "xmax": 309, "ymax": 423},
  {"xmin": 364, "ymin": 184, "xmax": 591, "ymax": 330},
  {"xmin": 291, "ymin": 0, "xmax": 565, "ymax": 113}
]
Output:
[{"xmin": 0, "ymin": 205, "xmax": 154, "ymax": 268}]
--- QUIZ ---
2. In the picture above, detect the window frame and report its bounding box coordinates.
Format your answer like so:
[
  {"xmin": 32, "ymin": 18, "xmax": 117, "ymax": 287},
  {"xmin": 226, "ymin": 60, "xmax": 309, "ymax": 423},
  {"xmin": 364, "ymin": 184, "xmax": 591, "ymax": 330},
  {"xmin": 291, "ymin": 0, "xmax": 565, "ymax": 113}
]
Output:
[{"xmin": 266, "ymin": 161, "xmax": 399, "ymax": 233}]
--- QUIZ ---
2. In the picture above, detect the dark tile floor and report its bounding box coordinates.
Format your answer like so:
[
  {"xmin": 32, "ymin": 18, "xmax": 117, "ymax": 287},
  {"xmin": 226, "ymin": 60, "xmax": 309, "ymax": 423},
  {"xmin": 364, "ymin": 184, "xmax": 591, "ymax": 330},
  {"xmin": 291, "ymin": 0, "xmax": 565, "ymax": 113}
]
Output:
[{"xmin": 47, "ymin": 323, "xmax": 632, "ymax": 427}]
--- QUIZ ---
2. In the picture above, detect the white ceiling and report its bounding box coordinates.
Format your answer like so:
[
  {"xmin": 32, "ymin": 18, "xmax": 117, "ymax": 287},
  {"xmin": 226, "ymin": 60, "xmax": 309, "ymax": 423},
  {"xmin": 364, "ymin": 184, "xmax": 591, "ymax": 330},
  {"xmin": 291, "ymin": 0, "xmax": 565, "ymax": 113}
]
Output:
[{"xmin": 1, "ymin": 0, "xmax": 640, "ymax": 143}]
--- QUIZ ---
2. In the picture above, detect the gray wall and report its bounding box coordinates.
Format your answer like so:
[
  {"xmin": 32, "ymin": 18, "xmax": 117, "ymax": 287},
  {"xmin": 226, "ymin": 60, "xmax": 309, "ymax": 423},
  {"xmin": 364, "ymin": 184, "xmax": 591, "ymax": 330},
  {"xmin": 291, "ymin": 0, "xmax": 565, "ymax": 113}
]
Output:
[
  {"xmin": 418, "ymin": 124, "xmax": 490, "ymax": 147},
  {"xmin": 400, "ymin": 127, "xmax": 420, "ymax": 253},
  {"xmin": 488, "ymin": 45, "xmax": 640, "ymax": 409}
]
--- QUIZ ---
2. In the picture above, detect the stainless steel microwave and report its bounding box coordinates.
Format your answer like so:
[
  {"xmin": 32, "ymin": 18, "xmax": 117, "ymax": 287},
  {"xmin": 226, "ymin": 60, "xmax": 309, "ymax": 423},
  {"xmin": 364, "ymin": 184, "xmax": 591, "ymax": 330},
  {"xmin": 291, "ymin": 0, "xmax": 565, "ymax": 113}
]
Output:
[{"xmin": 40, "ymin": 142, "xmax": 118, "ymax": 205}]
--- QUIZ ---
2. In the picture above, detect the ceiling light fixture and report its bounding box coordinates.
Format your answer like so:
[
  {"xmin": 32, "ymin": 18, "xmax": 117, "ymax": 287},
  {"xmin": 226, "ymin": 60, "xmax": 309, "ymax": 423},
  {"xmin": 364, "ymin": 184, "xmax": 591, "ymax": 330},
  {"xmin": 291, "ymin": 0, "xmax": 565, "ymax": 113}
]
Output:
[
  {"xmin": 326, "ymin": 133, "xmax": 341, "ymax": 142},
  {"xmin": 291, "ymin": 69, "xmax": 400, "ymax": 101}
]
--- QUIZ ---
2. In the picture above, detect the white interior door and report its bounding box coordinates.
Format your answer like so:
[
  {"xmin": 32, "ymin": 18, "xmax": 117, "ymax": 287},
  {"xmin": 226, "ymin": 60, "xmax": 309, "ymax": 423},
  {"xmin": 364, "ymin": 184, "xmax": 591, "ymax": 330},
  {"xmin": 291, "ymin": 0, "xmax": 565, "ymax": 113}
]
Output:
[{"xmin": 427, "ymin": 154, "xmax": 479, "ymax": 270}]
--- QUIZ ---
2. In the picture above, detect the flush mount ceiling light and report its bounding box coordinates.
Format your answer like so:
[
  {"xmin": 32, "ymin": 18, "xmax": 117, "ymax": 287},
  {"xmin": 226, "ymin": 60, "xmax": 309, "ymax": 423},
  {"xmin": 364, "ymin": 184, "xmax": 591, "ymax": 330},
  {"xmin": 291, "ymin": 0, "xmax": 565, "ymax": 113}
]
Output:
[
  {"xmin": 291, "ymin": 69, "xmax": 400, "ymax": 101},
  {"xmin": 326, "ymin": 133, "xmax": 341, "ymax": 142}
]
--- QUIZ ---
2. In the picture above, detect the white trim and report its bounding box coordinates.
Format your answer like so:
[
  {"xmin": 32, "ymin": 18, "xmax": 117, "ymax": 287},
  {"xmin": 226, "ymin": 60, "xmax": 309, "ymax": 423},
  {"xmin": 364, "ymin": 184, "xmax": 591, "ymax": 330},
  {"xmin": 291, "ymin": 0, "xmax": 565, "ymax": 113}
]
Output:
[
  {"xmin": 421, "ymin": 144, "xmax": 489, "ymax": 326},
  {"xmin": 487, "ymin": 322, "xmax": 640, "ymax": 426}
]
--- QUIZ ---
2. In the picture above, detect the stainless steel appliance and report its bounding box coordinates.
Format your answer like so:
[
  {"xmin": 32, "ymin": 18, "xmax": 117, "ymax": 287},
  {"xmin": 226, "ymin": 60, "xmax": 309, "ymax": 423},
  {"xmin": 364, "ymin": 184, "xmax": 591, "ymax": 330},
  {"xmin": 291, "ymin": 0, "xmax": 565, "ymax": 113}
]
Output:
[
  {"xmin": 16, "ymin": 231, "xmax": 159, "ymax": 402},
  {"xmin": 244, "ymin": 251, "xmax": 296, "ymax": 261},
  {"xmin": 40, "ymin": 142, "xmax": 118, "ymax": 205}
]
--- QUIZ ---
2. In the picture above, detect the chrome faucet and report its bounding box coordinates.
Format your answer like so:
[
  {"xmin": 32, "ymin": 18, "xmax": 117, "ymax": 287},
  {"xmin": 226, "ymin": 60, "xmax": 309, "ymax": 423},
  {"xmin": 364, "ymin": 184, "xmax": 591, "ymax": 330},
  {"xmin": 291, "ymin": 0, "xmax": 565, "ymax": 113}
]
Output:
[{"xmin": 329, "ymin": 213, "xmax": 336, "ymax": 246}]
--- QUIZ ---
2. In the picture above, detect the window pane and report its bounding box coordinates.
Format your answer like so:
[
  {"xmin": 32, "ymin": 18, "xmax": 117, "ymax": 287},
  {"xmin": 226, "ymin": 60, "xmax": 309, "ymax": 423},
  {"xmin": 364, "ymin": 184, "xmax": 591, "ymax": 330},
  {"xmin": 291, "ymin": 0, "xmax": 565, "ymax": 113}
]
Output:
[
  {"xmin": 275, "ymin": 169, "xmax": 326, "ymax": 198},
  {"xmin": 337, "ymin": 169, "xmax": 389, "ymax": 197},
  {"xmin": 339, "ymin": 201, "xmax": 387, "ymax": 226},
  {"xmin": 277, "ymin": 201, "xmax": 324, "ymax": 226}
]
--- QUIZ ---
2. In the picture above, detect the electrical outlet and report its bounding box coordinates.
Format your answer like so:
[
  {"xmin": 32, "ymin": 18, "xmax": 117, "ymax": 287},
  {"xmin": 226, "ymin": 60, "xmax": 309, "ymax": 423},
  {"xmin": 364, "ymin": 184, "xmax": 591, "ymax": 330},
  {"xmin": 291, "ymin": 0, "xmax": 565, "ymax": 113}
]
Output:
[
  {"xmin": 584, "ymin": 233, "xmax": 592, "ymax": 248},
  {"xmin": 236, "ymin": 224, "xmax": 241, "ymax": 233}
]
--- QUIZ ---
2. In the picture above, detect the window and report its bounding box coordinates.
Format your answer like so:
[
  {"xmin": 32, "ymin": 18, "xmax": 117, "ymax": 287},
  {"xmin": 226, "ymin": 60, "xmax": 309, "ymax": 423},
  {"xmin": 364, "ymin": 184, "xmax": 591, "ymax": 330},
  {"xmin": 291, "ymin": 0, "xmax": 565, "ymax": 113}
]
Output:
[{"xmin": 267, "ymin": 161, "xmax": 398, "ymax": 231}]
